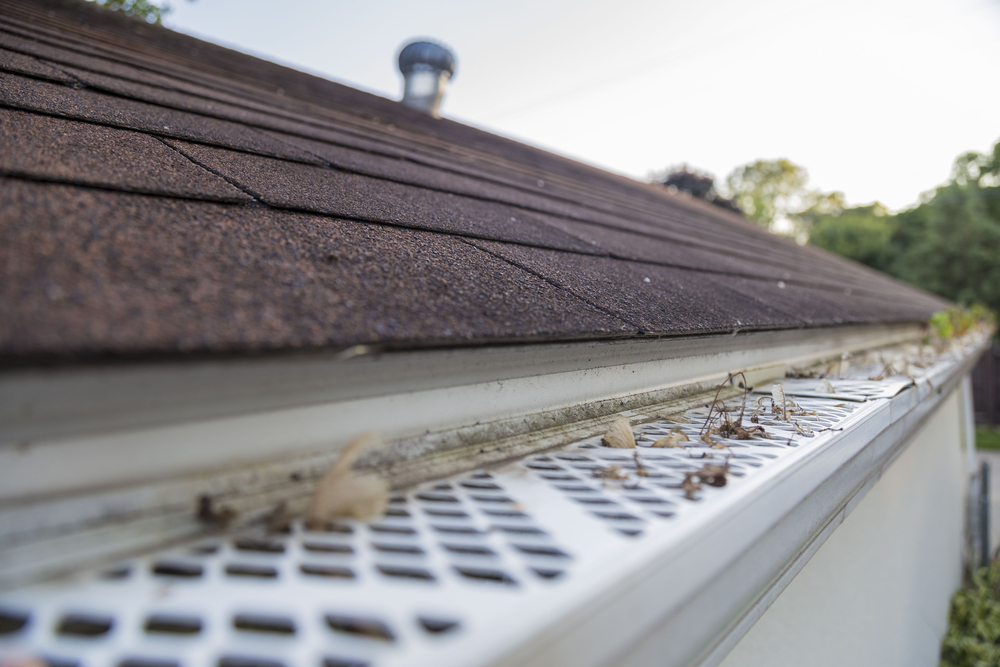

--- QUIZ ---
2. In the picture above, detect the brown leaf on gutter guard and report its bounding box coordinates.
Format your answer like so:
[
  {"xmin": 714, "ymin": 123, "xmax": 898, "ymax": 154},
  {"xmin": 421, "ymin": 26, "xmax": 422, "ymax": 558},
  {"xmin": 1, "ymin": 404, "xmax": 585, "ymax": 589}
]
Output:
[
  {"xmin": 197, "ymin": 494, "xmax": 237, "ymax": 527},
  {"xmin": 652, "ymin": 428, "xmax": 689, "ymax": 448},
  {"xmin": 307, "ymin": 432, "xmax": 389, "ymax": 526},
  {"xmin": 698, "ymin": 463, "xmax": 728, "ymax": 487},
  {"xmin": 633, "ymin": 452, "xmax": 650, "ymax": 477},
  {"xmin": 265, "ymin": 501, "xmax": 294, "ymax": 534},
  {"xmin": 593, "ymin": 465, "xmax": 629, "ymax": 481},
  {"xmin": 602, "ymin": 418, "xmax": 636, "ymax": 448},
  {"xmin": 681, "ymin": 472, "xmax": 701, "ymax": 500}
]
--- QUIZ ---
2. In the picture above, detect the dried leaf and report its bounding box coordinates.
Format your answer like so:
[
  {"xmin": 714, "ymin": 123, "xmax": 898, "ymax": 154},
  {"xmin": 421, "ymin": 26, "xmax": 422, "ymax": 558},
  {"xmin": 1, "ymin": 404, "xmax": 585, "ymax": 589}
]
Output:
[
  {"xmin": 197, "ymin": 494, "xmax": 237, "ymax": 527},
  {"xmin": 593, "ymin": 465, "xmax": 629, "ymax": 481},
  {"xmin": 699, "ymin": 463, "xmax": 728, "ymax": 487},
  {"xmin": 307, "ymin": 432, "xmax": 389, "ymax": 526},
  {"xmin": 771, "ymin": 384, "xmax": 786, "ymax": 412},
  {"xmin": 602, "ymin": 417, "xmax": 636, "ymax": 448},
  {"xmin": 815, "ymin": 379, "xmax": 835, "ymax": 393},
  {"xmin": 633, "ymin": 452, "xmax": 650, "ymax": 476},
  {"xmin": 792, "ymin": 421, "xmax": 813, "ymax": 436},
  {"xmin": 265, "ymin": 501, "xmax": 294, "ymax": 534},
  {"xmin": 681, "ymin": 472, "xmax": 701, "ymax": 500},
  {"xmin": 651, "ymin": 428, "xmax": 689, "ymax": 448}
]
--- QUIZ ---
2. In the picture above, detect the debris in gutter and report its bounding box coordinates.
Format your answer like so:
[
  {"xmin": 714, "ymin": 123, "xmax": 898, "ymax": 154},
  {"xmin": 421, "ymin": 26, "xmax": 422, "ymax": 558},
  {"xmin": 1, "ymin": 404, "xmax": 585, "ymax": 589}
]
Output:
[
  {"xmin": 264, "ymin": 501, "xmax": 294, "ymax": 534},
  {"xmin": 697, "ymin": 372, "xmax": 774, "ymax": 444},
  {"xmin": 681, "ymin": 473, "xmax": 701, "ymax": 500},
  {"xmin": 602, "ymin": 417, "xmax": 636, "ymax": 448},
  {"xmin": 652, "ymin": 428, "xmax": 689, "ymax": 448},
  {"xmin": 197, "ymin": 495, "xmax": 237, "ymax": 528},
  {"xmin": 593, "ymin": 465, "xmax": 629, "ymax": 482},
  {"xmin": 633, "ymin": 452, "xmax": 650, "ymax": 477},
  {"xmin": 680, "ymin": 461, "xmax": 730, "ymax": 500},
  {"xmin": 307, "ymin": 432, "xmax": 390, "ymax": 526},
  {"xmin": 815, "ymin": 379, "xmax": 835, "ymax": 393},
  {"xmin": 698, "ymin": 463, "xmax": 729, "ymax": 487}
]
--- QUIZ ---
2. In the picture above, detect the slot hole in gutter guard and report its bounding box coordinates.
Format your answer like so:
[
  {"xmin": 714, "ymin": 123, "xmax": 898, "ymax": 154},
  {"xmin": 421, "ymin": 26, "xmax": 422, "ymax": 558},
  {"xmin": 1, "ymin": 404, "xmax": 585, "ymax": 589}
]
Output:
[
  {"xmin": 233, "ymin": 614, "xmax": 296, "ymax": 635},
  {"xmin": 376, "ymin": 564, "xmax": 436, "ymax": 581},
  {"xmin": 368, "ymin": 524, "xmax": 417, "ymax": 535},
  {"xmin": 481, "ymin": 509, "xmax": 529, "ymax": 518},
  {"xmin": 459, "ymin": 480, "xmax": 503, "ymax": 490},
  {"xmin": 219, "ymin": 655, "xmax": 286, "ymax": 667},
  {"xmin": 372, "ymin": 543, "xmax": 425, "ymax": 555},
  {"xmin": 442, "ymin": 543, "xmax": 496, "ymax": 556},
  {"xmin": 453, "ymin": 566, "xmax": 517, "ymax": 586},
  {"xmin": 144, "ymin": 614, "xmax": 202, "ymax": 635},
  {"xmin": 423, "ymin": 508, "xmax": 470, "ymax": 518},
  {"xmin": 325, "ymin": 614, "xmax": 395, "ymax": 641},
  {"xmin": 0, "ymin": 608, "xmax": 29, "ymax": 634},
  {"xmin": 302, "ymin": 541, "xmax": 353, "ymax": 554},
  {"xmin": 493, "ymin": 525, "xmax": 546, "ymax": 535},
  {"xmin": 225, "ymin": 564, "xmax": 278, "ymax": 579},
  {"xmin": 418, "ymin": 617, "xmax": 461, "ymax": 634},
  {"xmin": 56, "ymin": 613, "xmax": 113, "ymax": 637},
  {"xmin": 118, "ymin": 658, "xmax": 180, "ymax": 667},
  {"xmin": 234, "ymin": 538, "xmax": 285, "ymax": 554},
  {"xmin": 415, "ymin": 493, "xmax": 460, "ymax": 503},
  {"xmin": 300, "ymin": 564, "xmax": 356, "ymax": 579},
  {"xmin": 323, "ymin": 658, "xmax": 369, "ymax": 667},
  {"xmin": 151, "ymin": 561, "xmax": 203, "ymax": 578},
  {"xmin": 512, "ymin": 545, "xmax": 570, "ymax": 558}
]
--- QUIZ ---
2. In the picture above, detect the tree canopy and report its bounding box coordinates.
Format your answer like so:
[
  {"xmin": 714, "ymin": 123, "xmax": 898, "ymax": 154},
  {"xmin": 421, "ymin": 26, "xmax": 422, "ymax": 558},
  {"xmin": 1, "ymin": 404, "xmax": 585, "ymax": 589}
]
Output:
[
  {"xmin": 725, "ymin": 159, "xmax": 810, "ymax": 231},
  {"xmin": 653, "ymin": 165, "xmax": 740, "ymax": 214},
  {"xmin": 794, "ymin": 138, "xmax": 999, "ymax": 315},
  {"xmin": 654, "ymin": 138, "xmax": 1000, "ymax": 315},
  {"xmin": 85, "ymin": 0, "xmax": 171, "ymax": 24}
]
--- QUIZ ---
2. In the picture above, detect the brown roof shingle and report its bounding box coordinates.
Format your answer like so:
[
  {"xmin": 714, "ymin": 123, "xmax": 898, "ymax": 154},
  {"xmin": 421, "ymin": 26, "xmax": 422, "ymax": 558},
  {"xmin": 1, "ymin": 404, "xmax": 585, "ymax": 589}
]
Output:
[{"xmin": 0, "ymin": 0, "xmax": 947, "ymax": 364}]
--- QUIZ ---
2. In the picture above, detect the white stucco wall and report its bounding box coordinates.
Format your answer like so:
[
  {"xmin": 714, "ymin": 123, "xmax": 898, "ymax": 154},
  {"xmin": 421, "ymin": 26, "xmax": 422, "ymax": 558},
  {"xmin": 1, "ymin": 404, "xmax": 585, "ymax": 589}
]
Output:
[{"xmin": 719, "ymin": 388, "xmax": 967, "ymax": 667}]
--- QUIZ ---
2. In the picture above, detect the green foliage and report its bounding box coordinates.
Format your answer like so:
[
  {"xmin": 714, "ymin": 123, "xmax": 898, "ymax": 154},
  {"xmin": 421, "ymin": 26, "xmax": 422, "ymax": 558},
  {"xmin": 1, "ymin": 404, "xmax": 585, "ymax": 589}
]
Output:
[
  {"xmin": 724, "ymin": 159, "xmax": 810, "ymax": 231},
  {"xmin": 796, "ymin": 137, "xmax": 1000, "ymax": 316},
  {"xmin": 651, "ymin": 165, "xmax": 741, "ymax": 213},
  {"xmin": 976, "ymin": 426, "xmax": 1000, "ymax": 451},
  {"xmin": 887, "ymin": 166, "xmax": 1000, "ymax": 314},
  {"xmin": 86, "ymin": 0, "xmax": 170, "ymax": 24},
  {"xmin": 929, "ymin": 305, "xmax": 995, "ymax": 341},
  {"xmin": 940, "ymin": 561, "xmax": 1000, "ymax": 667},
  {"xmin": 806, "ymin": 200, "xmax": 892, "ymax": 271}
]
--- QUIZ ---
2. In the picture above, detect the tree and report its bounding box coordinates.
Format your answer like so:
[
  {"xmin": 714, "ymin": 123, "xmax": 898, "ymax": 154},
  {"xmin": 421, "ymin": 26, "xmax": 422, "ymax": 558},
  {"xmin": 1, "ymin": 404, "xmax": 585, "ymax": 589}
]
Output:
[
  {"xmin": 724, "ymin": 159, "xmax": 810, "ymax": 232},
  {"xmin": 806, "ymin": 200, "xmax": 892, "ymax": 272},
  {"xmin": 653, "ymin": 165, "xmax": 741, "ymax": 214},
  {"xmin": 85, "ymin": 0, "xmax": 171, "ymax": 24},
  {"xmin": 801, "ymin": 137, "xmax": 1000, "ymax": 315},
  {"xmin": 886, "ymin": 149, "xmax": 1000, "ymax": 313}
]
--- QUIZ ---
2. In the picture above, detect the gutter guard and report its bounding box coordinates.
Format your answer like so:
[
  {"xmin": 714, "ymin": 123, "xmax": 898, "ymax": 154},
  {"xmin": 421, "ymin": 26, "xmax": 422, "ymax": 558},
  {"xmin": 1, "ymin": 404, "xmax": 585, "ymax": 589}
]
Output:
[{"xmin": 0, "ymin": 329, "xmax": 990, "ymax": 667}]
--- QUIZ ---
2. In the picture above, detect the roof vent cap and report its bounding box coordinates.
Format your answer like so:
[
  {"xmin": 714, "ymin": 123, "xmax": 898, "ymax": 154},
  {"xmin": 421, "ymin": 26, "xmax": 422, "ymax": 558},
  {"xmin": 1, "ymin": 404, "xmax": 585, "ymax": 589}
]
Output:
[{"xmin": 398, "ymin": 40, "xmax": 456, "ymax": 118}]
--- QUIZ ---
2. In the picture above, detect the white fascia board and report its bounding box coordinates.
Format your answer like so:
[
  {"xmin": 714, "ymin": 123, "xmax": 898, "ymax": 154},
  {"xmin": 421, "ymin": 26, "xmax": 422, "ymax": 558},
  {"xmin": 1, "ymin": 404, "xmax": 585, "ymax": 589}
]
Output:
[{"xmin": 0, "ymin": 325, "xmax": 918, "ymax": 504}]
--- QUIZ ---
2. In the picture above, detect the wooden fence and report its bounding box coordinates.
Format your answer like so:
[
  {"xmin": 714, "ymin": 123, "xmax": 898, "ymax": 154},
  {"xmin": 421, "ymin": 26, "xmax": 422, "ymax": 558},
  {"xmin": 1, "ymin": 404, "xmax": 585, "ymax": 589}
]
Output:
[{"xmin": 973, "ymin": 344, "xmax": 1000, "ymax": 425}]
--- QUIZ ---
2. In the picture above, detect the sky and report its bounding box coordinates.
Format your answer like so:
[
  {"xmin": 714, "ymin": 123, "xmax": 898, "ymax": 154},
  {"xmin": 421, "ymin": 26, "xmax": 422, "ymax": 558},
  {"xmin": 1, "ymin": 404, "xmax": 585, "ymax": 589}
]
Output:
[{"xmin": 163, "ymin": 0, "xmax": 1000, "ymax": 211}]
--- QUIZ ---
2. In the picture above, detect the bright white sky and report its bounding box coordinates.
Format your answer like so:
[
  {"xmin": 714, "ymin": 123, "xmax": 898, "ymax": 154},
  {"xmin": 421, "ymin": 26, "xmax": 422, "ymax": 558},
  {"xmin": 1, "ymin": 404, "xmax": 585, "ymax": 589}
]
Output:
[{"xmin": 164, "ymin": 0, "xmax": 1000, "ymax": 211}]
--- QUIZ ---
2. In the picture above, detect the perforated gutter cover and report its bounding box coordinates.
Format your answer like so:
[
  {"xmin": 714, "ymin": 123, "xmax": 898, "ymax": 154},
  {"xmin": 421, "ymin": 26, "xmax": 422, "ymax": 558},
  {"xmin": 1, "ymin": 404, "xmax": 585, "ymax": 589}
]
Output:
[{"xmin": 0, "ymin": 329, "xmax": 990, "ymax": 667}]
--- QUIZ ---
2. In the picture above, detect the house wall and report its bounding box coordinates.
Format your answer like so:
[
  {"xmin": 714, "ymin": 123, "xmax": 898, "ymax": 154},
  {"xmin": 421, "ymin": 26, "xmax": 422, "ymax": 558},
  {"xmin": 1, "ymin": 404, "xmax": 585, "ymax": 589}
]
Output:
[{"xmin": 718, "ymin": 387, "xmax": 967, "ymax": 667}]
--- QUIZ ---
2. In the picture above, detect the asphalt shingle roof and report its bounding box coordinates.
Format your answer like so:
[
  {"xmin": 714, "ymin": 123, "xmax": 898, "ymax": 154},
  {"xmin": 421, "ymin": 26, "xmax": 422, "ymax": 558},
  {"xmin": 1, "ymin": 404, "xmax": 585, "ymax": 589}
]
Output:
[{"xmin": 0, "ymin": 0, "xmax": 947, "ymax": 363}]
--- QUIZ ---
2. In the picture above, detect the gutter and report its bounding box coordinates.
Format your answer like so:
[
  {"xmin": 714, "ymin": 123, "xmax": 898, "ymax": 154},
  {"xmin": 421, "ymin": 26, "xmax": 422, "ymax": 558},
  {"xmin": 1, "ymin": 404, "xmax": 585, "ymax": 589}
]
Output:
[{"xmin": 0, "ymin": 326, "xmax": 989, "ymax": 667}]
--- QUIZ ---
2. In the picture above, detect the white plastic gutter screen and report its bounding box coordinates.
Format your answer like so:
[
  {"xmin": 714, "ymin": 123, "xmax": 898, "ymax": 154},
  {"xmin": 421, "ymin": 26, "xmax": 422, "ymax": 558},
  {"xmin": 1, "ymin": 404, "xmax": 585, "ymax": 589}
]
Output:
[{"xmin": 0, "ymin": 381, "xmax": 898, "ymax": 667}]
